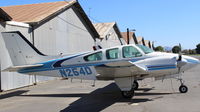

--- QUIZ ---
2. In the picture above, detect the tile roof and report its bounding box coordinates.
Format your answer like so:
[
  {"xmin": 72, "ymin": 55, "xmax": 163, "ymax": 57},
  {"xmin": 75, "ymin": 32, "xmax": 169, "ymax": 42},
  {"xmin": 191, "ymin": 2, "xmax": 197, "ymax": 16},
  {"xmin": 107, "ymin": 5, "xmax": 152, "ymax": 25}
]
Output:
[
  {"xmin": 93, "ymin": 22, "xmax": 115, "ymax": 38},
  {"xmin": 144, "ymin": 40, "xmax": 150, "ymax": 46},
  {"xmin": 121, "ymin": 32, "xmax": 135, "ymax": 43},
  {"xmin": 0, "ymin": 1, "xmax": 75, "ymax": 23},
  {"xmin": 137, "ymin": 36, "xmax": 145, "ymax": 45},
  {"xmin": 0, "ymin": 8, "xmax": 12, "ymax": 21}
]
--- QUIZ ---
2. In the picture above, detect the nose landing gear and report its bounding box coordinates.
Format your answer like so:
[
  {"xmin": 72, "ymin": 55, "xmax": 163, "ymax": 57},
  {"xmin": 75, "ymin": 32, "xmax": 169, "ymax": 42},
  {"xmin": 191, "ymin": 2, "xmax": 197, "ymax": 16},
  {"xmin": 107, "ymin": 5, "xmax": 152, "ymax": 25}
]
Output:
[
  {"xmin": 178, "ymin": 79, "xmax": 188, "ymax": 93},
  {"xmin": 179, "ymin": 85, "xmax": 188, "ymax": 93}
]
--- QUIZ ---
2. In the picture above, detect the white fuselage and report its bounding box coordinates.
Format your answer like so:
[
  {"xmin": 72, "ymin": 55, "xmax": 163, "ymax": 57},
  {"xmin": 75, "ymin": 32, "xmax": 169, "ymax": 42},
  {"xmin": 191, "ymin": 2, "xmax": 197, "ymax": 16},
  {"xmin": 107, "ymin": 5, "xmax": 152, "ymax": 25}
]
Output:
[
  {"xmin": 3, "ymin": 32, "xmax": 200, "ymax": 95},
  {"xmin": 20, "ymin": 44, "xmax": 200, "ymax": 81}
]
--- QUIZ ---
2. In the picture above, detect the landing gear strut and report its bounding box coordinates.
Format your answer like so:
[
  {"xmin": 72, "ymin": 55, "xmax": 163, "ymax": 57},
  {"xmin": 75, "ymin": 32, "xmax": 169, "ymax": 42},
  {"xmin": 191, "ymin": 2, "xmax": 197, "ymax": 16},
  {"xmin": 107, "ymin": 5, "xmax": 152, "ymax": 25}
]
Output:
[
  {"xmin": 178, "ymin": 79, "xmax": 188, "ymax": 93},
  {"xmin": 132, "ymin": 80, "xmax": 139, "ymax": 90},
  {"xmin": 121, "ymin": 81, "xmax": 138, "ymax": 98}
]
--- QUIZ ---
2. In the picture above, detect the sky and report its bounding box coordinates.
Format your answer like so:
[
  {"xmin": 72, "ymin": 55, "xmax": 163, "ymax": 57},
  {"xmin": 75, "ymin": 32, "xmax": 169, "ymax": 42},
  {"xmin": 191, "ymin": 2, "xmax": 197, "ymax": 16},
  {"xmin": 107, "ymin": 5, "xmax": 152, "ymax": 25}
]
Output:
[{"xmin": 0, "ymin": 0, "xmax": 200, "ymax": 49}]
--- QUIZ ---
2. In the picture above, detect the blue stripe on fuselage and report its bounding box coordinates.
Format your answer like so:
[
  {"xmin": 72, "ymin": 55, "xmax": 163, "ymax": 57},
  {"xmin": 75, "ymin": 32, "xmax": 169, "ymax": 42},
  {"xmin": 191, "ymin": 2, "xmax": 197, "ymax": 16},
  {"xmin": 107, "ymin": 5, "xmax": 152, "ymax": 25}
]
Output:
[
  {"xmin": 19, "ymin": 56, "xmax": 176, "ymax": 73},
  {"xmin": 148, "ymin": 66, "xmax": 176, "ymax": 70},
  {"xmin": 18, "ymin": 57, "xmax": 148, "ymax": 73},
  {"xmin": 18, "ymin": 53, "xmax": 87, "ymax": 73},
  {"xmin": 147, "ymin": 64, "xmax": 176, "ymax": 71}
]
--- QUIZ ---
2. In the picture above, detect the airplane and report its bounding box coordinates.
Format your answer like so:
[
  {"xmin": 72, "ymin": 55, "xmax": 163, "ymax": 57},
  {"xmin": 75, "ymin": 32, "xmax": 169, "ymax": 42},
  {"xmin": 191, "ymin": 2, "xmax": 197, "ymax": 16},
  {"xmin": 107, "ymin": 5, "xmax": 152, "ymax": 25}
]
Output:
[{"xmin": 1, "ymin": 31, "xmax": 200, "ymax": 98}]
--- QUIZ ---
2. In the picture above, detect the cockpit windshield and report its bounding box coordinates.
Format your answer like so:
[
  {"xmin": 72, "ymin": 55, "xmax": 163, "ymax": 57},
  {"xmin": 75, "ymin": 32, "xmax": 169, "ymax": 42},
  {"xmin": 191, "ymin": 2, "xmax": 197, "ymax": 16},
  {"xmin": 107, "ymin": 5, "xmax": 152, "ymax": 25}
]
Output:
[{"xmin": 136, "ymin": 44, "xmax": 154, "ymax": 54}]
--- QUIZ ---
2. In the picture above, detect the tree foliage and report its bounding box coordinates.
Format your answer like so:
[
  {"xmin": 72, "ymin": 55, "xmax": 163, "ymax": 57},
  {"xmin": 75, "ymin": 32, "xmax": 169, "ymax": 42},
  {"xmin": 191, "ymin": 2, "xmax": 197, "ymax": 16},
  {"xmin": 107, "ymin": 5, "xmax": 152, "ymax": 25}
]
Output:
[
  {"xmin": 196, "ymin": 43, "xmax": 200, "ymax": 54},
  {"xmin": 182, "ymin": 49, "xmax": 196, "ymax": 54},
  {"xmin": 172, "ymin": 46, "xmax": 181, "ymax": 53},
  {"xmin": 189, "ymin": 49, "xmax": 196, "ymax": 54},
  {"xmin": 154, "ymin": 46, "xmax": 164, "ymax": 52}
]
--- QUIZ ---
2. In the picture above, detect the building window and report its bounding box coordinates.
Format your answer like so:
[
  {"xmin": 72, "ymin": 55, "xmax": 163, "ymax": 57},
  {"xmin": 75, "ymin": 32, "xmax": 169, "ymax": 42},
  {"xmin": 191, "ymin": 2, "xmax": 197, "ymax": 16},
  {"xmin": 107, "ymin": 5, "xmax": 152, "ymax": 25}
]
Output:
[
  {"xmin": 122, "ymin": 46, "xmax": 142, "ymax": 58},
  {"xmin": 106, "ymin": 48, "xmax": 119, "ymax": 59},
  {"xmin": 84, "ymin": 52, "xmax": 103, "ymax": 61}
]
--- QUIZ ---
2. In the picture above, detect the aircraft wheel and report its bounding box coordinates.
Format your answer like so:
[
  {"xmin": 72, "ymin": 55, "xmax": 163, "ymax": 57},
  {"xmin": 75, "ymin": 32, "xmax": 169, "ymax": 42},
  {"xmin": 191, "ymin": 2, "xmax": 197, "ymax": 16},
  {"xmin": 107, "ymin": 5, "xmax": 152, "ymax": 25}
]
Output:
[
  {"xmin": 121, "ymin": 90, "xmax": 134, "ymax": 98},
  {"xmin": 179, "ymin": 85, "xmax": 188, "ymax": 93},
  {"xmin": 132, "ymin": 80, "xmax": 139, "ymax": 90}
]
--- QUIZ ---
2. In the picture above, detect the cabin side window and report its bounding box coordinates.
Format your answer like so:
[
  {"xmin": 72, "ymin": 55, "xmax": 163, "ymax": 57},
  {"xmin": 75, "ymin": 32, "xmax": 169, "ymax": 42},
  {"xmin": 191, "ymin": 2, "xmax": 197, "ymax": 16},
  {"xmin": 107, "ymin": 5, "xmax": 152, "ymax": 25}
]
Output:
[
  {"xmin": 136, "ymin": 44, "xmax": 154, "ymax": 54},
  {"xmin": 84, "ymin": 52, "xmax": 103, "ymax": 61},
  {"xmin": 106, "ymin": 48, "xmax": 119, "ymax": 59},
  {"xmin": 122, "ymin": 46, "xmax": 142, "ymax": 58}
]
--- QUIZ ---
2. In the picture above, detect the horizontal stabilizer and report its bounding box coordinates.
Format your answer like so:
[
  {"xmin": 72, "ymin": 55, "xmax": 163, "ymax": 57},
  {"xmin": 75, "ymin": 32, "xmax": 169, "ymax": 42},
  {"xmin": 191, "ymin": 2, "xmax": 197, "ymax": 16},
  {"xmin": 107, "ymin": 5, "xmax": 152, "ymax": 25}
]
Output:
[{"xmin": 2, "ymin": 64, "xmax": 43, "ymax": 72}]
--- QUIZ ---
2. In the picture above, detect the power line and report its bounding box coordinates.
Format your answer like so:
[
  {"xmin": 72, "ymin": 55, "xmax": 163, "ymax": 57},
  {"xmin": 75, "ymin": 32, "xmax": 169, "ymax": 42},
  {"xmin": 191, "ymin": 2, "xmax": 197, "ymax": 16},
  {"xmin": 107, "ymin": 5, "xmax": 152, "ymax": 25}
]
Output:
[
  {"xmin": 73, "ymin": 4, "xmax": 115, "ymax": 29},
  {"xmin": 57, "ymin": 16, "xmax": 89, "ymax": 33},
  {"xmin": 74, "ymin": 0, "xmax": 106, "ymax": 23}
]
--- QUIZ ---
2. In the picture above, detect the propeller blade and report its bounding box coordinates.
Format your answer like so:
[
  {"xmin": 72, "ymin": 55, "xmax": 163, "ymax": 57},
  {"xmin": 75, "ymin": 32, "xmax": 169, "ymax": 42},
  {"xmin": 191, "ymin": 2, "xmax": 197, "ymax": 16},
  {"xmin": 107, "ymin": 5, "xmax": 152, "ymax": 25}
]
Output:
[
  {"xmin": 178, "ymin": 43, "xmax": 182, "ymax": 61},
  {"xmin": 179, "ymin": 43, "xmax": 182, "ymax": 52}
]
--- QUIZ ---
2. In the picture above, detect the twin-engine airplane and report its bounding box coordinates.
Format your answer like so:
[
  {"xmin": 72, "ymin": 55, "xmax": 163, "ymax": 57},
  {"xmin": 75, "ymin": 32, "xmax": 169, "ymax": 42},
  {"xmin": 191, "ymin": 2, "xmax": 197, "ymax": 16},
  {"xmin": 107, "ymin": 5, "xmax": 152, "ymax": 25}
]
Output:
[{"xmin": 1, "ymin": 31, "xmax": 200, "ymax": 98}]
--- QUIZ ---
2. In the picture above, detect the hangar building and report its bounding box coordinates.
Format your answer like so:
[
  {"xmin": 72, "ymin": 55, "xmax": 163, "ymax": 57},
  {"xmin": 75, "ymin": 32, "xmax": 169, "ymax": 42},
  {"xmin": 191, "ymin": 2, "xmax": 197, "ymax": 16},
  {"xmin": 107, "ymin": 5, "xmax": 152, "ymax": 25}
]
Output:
[
  {"xmin": 0, "ymin": 0, "xmax": 100, "ymax": 91},
  {"xmin": 121, "ymin": 32, "xmax": 136, "ymax": 44},
  {"xmin": 121, "ymin": 32, "xmax": 153, "ymax": 48},
  {"xmin": 136, "ymin": 36, "xmax": 145, "ymax": 46},
  {"xmin": 93, "ymin": 22, "xmax": 126, "ymax": 48}
]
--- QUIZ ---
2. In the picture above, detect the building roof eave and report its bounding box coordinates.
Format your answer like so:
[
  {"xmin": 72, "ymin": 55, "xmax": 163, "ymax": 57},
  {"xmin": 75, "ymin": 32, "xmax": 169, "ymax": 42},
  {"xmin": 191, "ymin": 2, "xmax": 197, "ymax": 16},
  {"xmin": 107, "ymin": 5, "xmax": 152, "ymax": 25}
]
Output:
[
  {"xmin": 74, "ymin": 2, "xmax": 100, "ymax": 39},
  {"xmin": 27, "ymin": 0, "xmax": 77, "ymax": 25},
  {"xmin": 0, "ymin": 8, "xmax": 12, "ymax": 21}
]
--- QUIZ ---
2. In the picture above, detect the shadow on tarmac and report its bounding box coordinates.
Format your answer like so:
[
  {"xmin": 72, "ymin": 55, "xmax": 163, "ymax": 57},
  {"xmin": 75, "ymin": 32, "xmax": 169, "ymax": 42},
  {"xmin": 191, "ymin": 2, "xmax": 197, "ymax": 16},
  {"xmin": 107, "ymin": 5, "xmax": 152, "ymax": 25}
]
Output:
[
  {"xmin": 19, "ymin": 83, "xmax": 173, "ymax": 112},
  {"xmin": 136, "ymin": 87, "xmax": 154, "ymax": 92},
  {"xmin": 0, "ymin": 90, "xmax": 29, "ymax": 99}
]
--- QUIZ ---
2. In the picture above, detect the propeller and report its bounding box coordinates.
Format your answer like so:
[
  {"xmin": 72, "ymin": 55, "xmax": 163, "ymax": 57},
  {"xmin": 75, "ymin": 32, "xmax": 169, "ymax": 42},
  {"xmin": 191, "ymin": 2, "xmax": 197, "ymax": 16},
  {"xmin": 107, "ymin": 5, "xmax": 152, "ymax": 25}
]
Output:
[
  {"xmin": 176, "ymin": 43, "xmax": 186, "ymax": 73},
  {"xmin": 177, "ymin": 43, "xmax": 182, "ymax": 61}
]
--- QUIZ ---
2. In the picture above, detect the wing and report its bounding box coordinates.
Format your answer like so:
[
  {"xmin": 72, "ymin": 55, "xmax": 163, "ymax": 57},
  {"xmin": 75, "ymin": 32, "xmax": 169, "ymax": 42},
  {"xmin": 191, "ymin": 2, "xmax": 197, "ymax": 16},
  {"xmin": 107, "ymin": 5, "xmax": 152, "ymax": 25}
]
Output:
[
  {"xmin": 2, "ymin": 64, "xmax": 44, "ymax": 72},
  {"xmin": 104, "ymin": 60, "xmax": 148, "ymax": 72}
]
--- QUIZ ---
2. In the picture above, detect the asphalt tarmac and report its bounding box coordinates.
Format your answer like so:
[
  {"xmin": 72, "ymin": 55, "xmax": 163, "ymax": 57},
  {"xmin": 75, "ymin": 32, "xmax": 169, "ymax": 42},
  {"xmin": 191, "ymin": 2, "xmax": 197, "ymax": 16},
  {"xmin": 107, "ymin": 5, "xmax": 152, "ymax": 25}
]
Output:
[{"xmin": 0, "ymin": 64, "xmax": 200, "ymax": 112}]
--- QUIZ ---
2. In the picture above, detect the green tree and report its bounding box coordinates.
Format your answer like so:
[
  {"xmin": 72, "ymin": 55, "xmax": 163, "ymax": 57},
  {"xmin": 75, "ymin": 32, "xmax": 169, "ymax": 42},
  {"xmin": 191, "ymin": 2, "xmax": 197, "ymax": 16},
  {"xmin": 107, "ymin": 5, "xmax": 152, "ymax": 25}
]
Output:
[
  {"xmin": 182, "ymin": 49, "xmax": 189, "ymax": 54},
  {"xmin": 154, "ymin": 46, "xmax": 164, "ymax": 52},
  {"xmin": 196, "ymin": 43, "xmax": 200, "ymax": 54},
  {"xmin": 189, "ymin": 49, "xmax": 196, "ymax": 54},
  {"xmin": 172, "ymin": 46, "xmax": 181, "ymax": 53}
]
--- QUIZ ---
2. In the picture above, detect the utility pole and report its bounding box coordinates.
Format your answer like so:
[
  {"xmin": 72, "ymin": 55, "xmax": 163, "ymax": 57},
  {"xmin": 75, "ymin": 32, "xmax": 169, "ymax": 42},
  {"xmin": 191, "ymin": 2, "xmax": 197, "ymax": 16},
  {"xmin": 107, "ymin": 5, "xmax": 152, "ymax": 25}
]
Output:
[
  {"xmin": 127, "ymin": 28, "xmax": 136, "ymax": 44},
  {"xmin": 127, "ymin": 28, "xmax": 130, "ymax": 44}
]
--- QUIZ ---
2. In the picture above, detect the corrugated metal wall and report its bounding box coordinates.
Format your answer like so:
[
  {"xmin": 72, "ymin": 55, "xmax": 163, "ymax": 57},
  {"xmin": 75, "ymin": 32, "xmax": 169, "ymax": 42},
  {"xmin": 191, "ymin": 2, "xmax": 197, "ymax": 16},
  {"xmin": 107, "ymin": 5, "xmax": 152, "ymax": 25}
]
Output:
[
  {"xmin": 0, "ymin": 23, "xmax": 36, "ymax": 91},
  {"xmin": 99, "ymin": 28, "xmax": 123, "ymax": 48},
  {"xmin": 34, "ymin": 7, "xmax": 94, "ymax": 56},
  {"xmin": 0, "ymin": 7, "xmax": 96, "ymax": 91},
  {"xmin": 120, "ymin": 38, "xmax": 127, "ymax": 45}
]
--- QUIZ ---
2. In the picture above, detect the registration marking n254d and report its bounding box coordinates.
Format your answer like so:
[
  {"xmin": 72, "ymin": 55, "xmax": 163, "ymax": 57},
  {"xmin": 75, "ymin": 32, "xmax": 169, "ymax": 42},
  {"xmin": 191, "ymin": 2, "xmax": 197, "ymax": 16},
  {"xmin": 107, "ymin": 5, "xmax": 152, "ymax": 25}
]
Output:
[{"xmin": 59, "ymin": 66, "xmax": 92, "ymax": 77}]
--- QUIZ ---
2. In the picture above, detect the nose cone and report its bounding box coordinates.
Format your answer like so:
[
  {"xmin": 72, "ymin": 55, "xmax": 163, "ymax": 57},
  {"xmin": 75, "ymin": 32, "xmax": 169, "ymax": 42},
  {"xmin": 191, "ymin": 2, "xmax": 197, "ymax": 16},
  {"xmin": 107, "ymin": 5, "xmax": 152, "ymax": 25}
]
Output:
[
  {"xmin": 183, "ymin": 55, "xmax": 200, "ymax": 64},
  {"xmin": 182, "ymin": 55, "xmax": 200, "ymax": 71}
]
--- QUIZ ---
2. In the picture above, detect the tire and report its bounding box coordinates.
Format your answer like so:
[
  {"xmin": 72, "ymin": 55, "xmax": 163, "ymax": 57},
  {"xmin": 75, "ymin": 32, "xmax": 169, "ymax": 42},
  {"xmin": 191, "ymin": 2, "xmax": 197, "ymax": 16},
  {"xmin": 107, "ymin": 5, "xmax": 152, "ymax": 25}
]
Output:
[
  {"xmin": 132, "ymin": 81, "xmax": 139, "ymax": 90},
  {"xmin": 179, "ymin": 85, "xmax": 188, "ymax": 93},
  {"xmin": 121, "ymin": 90, "xmax": 134, "ymax": 98}
]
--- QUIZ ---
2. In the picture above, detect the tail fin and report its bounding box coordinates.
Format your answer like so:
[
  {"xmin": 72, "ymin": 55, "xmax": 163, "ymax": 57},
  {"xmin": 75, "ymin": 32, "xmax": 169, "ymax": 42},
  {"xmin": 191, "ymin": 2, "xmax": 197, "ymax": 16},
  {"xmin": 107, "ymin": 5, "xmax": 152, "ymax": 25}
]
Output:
[{"xmin": 1, "ymin": 31, "xmax": 47, "ymax": 66}]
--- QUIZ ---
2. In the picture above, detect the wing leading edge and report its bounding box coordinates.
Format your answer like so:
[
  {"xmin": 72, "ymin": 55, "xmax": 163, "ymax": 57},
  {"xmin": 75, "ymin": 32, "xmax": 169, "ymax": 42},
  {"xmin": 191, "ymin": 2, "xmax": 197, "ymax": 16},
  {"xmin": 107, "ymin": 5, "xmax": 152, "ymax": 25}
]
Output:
[{"xmin": 104, "ymin": 61, "xmax": 148, "ymax": 72}]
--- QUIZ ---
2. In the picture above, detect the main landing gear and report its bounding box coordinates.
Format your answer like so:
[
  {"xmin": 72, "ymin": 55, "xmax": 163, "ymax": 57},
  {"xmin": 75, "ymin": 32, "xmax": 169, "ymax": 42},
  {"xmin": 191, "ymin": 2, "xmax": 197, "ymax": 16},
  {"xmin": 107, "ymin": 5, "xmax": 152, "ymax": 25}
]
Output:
[
  {"xmin": 178, "ymin": 79, "xmax": 188, "ymax": 93},
  {"xmin": 121, "ymin": 90, "xmax": 134, "ymax": 98},
  {"xmin": 121, "ymin": 80, "xmax": 139, "ymax": 98},
  {"xmin": 132, "ymin": 80, "xmax": 139, "ymax": 90}
]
